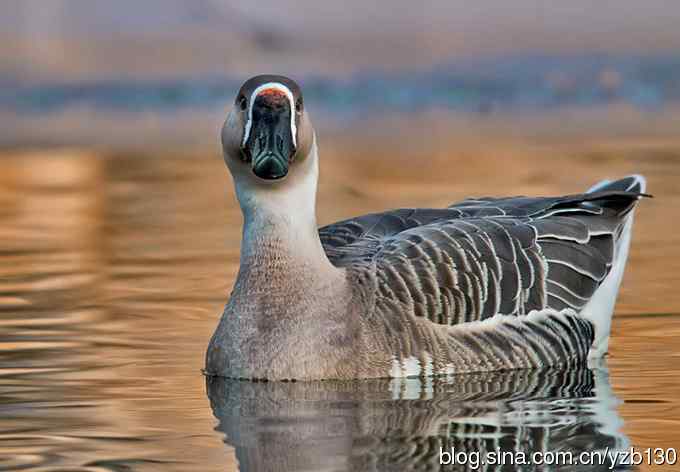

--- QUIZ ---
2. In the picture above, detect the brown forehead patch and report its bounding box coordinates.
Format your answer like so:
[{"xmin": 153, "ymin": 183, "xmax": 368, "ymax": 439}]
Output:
[
  {"xmin": 258, "ymin": 88, "xmax": 286, "ymax": 97},
  {"xmin": 255, "ymin": 88, "xmax": 289, "ymax": 107},
  {"xmin": 238, "ymin": 75, "xmax": 302, "ymax": 101}
]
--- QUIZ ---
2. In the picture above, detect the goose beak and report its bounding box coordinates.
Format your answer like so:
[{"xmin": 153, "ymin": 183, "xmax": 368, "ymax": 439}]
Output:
[{"xmin": 241, "ymin": 88, "xmax": 296, "ymax": 181}]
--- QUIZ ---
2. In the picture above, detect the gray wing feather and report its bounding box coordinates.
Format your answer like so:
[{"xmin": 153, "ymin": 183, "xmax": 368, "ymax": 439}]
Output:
[{"xmin": 320, "ymin": 189, "xmax": 643, "ymax": 326}]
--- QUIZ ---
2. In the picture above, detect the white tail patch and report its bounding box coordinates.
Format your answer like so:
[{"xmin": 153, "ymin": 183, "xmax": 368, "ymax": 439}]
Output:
[{"xmin": 582, "ymin": 175, "xmax": 646, "ymax": 358}]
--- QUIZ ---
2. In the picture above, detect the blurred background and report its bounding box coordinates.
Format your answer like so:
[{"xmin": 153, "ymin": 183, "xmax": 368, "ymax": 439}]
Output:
[
  {"xmin": 3, "ymin": 0, "xmax": 680, "ymax": 147},
  {"xmin": 1, "ymin": 2, "xmax": 680, "ymax": 471}
]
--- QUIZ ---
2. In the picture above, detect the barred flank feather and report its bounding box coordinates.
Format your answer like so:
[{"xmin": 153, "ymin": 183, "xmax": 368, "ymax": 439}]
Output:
[{"xmin": 320, "ymin": 175, "xmax": 647, "ymax": 376}]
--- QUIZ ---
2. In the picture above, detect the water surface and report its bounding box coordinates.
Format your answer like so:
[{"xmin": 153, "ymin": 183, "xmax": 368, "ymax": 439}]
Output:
[{"xmin": 0, "ymin": 136, "xmax": 678, "ymax": 471}]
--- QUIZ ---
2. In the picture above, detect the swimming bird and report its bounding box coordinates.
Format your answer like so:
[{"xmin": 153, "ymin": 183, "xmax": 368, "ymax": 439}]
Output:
[{"xmin": 205, "ymin": 74, "xmax": 648, "ymax": 380}]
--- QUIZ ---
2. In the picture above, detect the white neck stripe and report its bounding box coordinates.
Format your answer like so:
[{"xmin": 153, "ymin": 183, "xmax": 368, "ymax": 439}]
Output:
[{"xmin": 241, "ymin": 82, "xmax": 297, "ymax": 149}]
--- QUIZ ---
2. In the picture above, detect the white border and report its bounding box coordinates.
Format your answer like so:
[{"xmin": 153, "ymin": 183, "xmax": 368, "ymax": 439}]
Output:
[{"xmin": 241, "ymin": 82, "xmax": 297, "ymax": 149}]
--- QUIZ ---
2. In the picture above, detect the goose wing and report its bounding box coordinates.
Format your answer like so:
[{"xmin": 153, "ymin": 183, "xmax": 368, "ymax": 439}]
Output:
[
  {"xmin": 320, "ymin": 190, "xmax": 643, "ymax": 326},
  {"xmin": 319, "ymin": 203, "xmax": 539, "ymax": 264}
]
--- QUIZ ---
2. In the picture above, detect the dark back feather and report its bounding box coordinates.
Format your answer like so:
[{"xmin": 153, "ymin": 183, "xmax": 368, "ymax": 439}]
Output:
[{"xmin": 319, "ymin": 185, "xmax": 645, "ymax": 326}]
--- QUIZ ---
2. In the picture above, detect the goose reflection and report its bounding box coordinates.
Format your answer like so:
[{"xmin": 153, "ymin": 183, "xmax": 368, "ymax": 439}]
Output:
[{"xmin": 206, "ymin": 364, "xmax": 630, "ymax": 471}]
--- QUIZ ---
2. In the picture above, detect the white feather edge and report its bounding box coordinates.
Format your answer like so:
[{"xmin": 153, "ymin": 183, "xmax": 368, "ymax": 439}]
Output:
[
  {"xmin": 389, "ymin": 308, "xmax": 581, "ymax": 378},
  {"xmin": 242, "ymin": 82, "xmax": 297, "ymax": 148}
]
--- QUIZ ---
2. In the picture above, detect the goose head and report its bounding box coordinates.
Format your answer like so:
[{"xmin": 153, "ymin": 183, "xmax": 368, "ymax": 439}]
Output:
[{"xmin": 221, "ymin": 75, "xmax": 315, "ymax": 185}]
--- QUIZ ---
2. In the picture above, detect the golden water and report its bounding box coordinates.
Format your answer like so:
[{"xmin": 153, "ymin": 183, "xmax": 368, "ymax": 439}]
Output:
[{"xmin": 1, "ymin": 129, "xmax": 679, "ymax": 471}]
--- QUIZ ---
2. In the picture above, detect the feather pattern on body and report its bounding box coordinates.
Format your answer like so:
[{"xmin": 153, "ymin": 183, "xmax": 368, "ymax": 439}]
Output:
[{"xmin": 319, "ymin": 176, "xmax": 646, "ymax": 376}]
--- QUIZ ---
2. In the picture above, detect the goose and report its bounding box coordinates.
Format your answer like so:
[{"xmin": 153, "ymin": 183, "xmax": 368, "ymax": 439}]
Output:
[{"xmin": 205, "ymin": 74, "xmax": 648, "ymax": 381}]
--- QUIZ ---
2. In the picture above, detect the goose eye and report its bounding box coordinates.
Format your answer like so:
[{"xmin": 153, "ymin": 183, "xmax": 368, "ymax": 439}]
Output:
[
  {"xmin": 295, "ymin": 98, "xmax": 303, "ymax": 113},
  {"xmin": 237, "ymin": 95, "xmax": 248, "ymax": 111}
]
